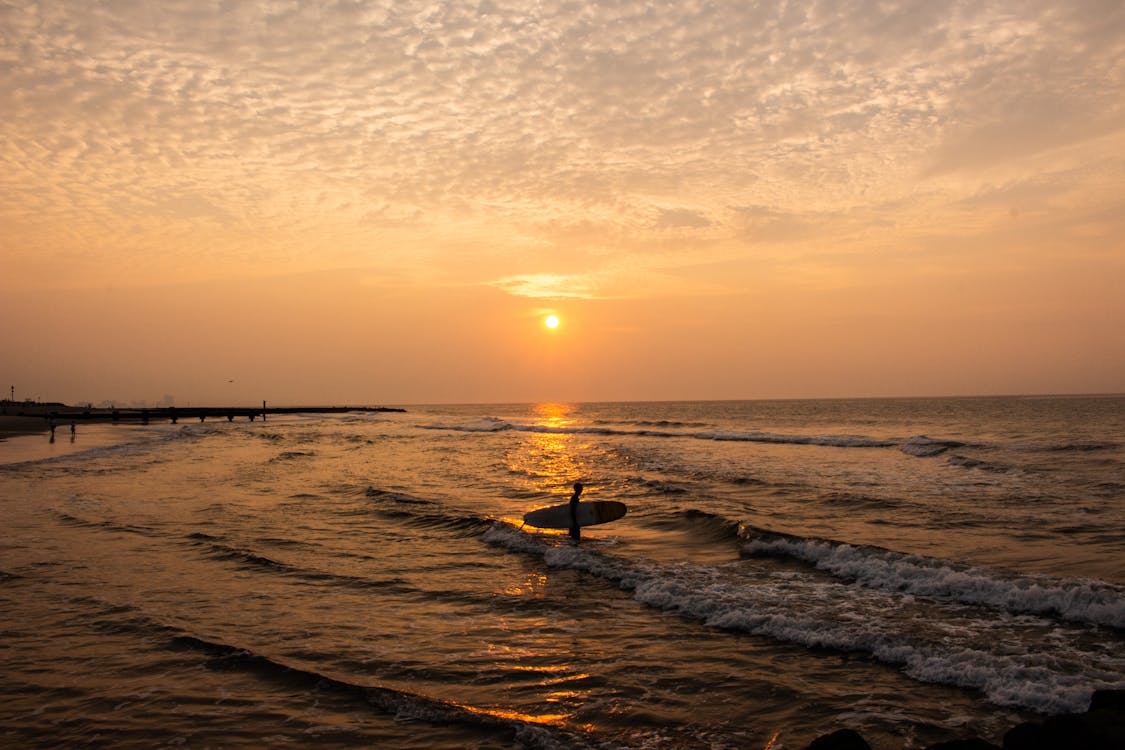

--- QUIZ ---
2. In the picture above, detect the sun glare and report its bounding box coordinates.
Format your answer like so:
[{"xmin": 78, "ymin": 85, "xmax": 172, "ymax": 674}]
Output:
[{"xmin": 545, "ymin": 314, "xmax": 560, "ymax": 329}]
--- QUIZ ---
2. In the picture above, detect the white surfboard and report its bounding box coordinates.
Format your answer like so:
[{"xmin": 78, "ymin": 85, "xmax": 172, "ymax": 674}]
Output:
[{"xmin": 522, "ymin": 500, "xmax": 627, "ymax": 530}]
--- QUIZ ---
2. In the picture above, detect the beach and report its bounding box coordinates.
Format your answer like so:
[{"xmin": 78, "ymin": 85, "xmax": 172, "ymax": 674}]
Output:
[
  {"xmin": 0, "ymin": 415, "xmax": 49, "ymax": 439},
  {"xmin": 2, "ymin": 397, "xmax": 1123, "ymax": 748}
]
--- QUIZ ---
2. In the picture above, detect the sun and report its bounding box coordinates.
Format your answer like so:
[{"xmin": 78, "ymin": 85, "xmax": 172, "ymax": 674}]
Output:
[{"xmin": 544, "ymin": 314, "xmax": 560, "ymax": 329}]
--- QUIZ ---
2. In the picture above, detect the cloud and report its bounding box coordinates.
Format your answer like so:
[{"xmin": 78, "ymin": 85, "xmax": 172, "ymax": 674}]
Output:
[
  {"xmin": 490, "ymin": 273, "xmax": 596, "ymax": 300},
  {"xmin": 1, "ymin": 0, "xmax": 1122, "ymax": 292},
  {"xmin": 655, "ymin": 207, "xmax": 713, "ymax": 229}
]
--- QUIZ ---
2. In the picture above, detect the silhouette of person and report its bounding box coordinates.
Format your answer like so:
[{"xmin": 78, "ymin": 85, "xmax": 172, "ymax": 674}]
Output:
[{"xmin": 568, "ymin": 482, "xmax": 584, "ymax": 542}]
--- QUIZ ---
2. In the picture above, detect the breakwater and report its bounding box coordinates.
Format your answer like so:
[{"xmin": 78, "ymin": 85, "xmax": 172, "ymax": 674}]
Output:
[{"xmin": 2, "ymin": 401, "xmax": 404, "ymax": 427}]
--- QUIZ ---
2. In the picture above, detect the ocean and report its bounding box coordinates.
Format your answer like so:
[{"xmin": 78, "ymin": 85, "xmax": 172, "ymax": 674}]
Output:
[{"xmin": 2, "ymin": 396, "xmax": 1123, "ymax": 749}]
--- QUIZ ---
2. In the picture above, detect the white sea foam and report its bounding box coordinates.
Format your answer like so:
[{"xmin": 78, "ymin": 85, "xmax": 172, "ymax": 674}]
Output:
[
  {"xmin": 741, "ymin": 536, "xmax": 1125, "ymax": 629},
  {"xmin": 485, "ymin": 523, "xmax": 1125, "ymax": 714}
]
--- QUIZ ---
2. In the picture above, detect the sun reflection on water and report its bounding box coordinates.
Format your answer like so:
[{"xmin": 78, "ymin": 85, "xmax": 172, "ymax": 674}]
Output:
[
  {"xmin": 498, "ymin": 571, "xmax": 549, "ymax": 597},
  {"xmin": 505, "ymin": 403, "xmax": 586, "ymax": 495},
  {"xmin": 449, "ymin": 700, "xmax": 573, "ymax": 726},
  {"xmin": 532, "ymin": 402, "xmax": 573, "ymax": 429},
  {"xmin": 486, "ymin": 403, "xmax": 607, "ymax": 733}
]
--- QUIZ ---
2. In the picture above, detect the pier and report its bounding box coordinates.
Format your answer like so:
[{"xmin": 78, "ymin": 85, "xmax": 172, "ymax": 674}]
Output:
[{"xmin": 1, "ymin": 402, "xmax": 405, "ymax": 429}]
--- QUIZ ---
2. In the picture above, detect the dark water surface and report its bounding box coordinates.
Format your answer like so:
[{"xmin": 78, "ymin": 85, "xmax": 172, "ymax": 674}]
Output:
[{"xmin": 2, "ymin": 397, "xmax": 1123, "ymax": 748}]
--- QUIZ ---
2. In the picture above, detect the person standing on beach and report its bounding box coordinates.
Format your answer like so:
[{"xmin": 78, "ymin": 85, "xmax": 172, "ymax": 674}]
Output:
[{"xmin": 568, "ymin": 482, "xmax": 584, "ymax": 542}]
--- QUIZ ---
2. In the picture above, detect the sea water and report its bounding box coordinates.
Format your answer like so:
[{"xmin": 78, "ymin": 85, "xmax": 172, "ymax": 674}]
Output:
[{"xmin": 1, "ymin": 396, "xmax": 1123, "ymax": 749}]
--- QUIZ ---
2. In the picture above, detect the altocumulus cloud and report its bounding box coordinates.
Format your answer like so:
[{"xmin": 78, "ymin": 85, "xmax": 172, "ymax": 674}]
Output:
[{"xmin": 0, "ymin": 0, "xmax": 1122, "ymax": 290}]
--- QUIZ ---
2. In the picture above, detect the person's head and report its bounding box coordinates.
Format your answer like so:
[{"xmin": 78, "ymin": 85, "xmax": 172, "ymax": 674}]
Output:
[{"xmin": 573, "ymin": 482, "xmax": 583, "ymax": 494}]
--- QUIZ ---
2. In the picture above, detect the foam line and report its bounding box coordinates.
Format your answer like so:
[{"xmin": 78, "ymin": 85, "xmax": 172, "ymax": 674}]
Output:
[
  {"xmin": 741, "ymin": 534, "xmax": 1125, "ymax": 629},
  {"xmin": 484, "ymin": 524, "xmax": 1125, "ymax": 714}
]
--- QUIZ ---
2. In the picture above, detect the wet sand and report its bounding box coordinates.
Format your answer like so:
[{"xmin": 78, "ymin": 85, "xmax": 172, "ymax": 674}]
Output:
[
  {"xmin": 0, "ymin": 419, "xmax": 150, "ymax": 465},
  {"xmin": 0, "ymin": 415, "xmax": 49, "ymax": 440}
]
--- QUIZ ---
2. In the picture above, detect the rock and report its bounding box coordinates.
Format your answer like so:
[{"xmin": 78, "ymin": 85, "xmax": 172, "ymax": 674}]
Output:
[
  {"xmin": 1089, "ymin": 689, "xmax": 1125, "ymax": 713},
  {"xmin": 1003, "ymin": 699, "xmax": 1125, "ymax": 750},
  {"xmin": 803, "ymin": 689, "xmax": 1125, "ymax": 750},
  {"xmin": 926, "ymin": 739, "xmax": 1000, "ymax": 750},
  {"xmin": 804, "ymin": 728, "xmax": 872, "ymax": 750}
]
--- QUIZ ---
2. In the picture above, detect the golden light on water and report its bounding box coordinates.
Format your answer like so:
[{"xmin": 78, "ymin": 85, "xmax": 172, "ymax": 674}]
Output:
[
  {"xmin": 450, "ymin": 701, "xmax": 573, "ymax": 727},
  {"xmin": 501, "ymin": 404, "xmax": 583, "ymax": 495},
  {"xmin": 533, "ymin": 402, "xmax": 572, "ymax": 428},
  {"xmin": 498, "ymin": 571, "xmax": 550, "ymax": 598},
  {"xmin": 507, "ymin": 428, "xmax": 580, "ymax": 496}
]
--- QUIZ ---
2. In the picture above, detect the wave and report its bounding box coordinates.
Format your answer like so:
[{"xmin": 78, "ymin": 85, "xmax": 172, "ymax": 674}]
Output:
[
  {"xmin": 1046, "ymin": 442, "xmax": 1119, "ymax": 452},
  {"xmin": 625, "ymin": 476, "xmax": 688, "ymax": 494},
  {"xmin": 643, "ymin": 479, "xmax": 687, "ymax": 493},
  {"xmin": 417, "ymin": 420, "xmax": 1061, "ymax": 470},
  {"xmin": 484, "ymin": 524, "xmax": 1125, "ymax": 715},
  {"xmin": 165, "ymin": 633, "xmax": 579, "ymax": 748},
  {"xmin": 364, "ymin": 486, "xmax": 494, "ymax": 536},
  {"xmin": 365, "ymin": 487, "xmax": 436, "ymax": 504},
  {"xmin": 182, "ymin": 534, "xmax": 419, "ymax": 593},
  {"xmin": 899, "ymin": 436, "xmax": 967, "ymax": 457},
  {"xmin": 637, "ymin": 508, "xmax": 744, "ymax": 544},
  {"xmin": 53, "ymin": 511, "xmax": 161, "ymax": 537},
  {"xmin": 196, "ymin": 540, "xmax": 292, "ymax": 571},
  {"xmin": 48, "ymin": 593, "xmax": 581, "ymax": 749},
  {"xmin": 420, "ymin": 416, "xmax": 1089, "ymax": 470},
  {"xmin": 739, "ymin": 529, "xmax": 1125, "ymax": 630},
  {"xmin": 594, "ymin": 418, "xmax": 711, "ymax": 429},
  {"xmin": 269, "ymin": 450, "xmax": 317, "ymax": 462},
  {"xmin": 418, "ymin": 420, "xmax": 899, "ymax": 449},
  {"xmin": 816, "ymin": 491, "xmax": 904, "ymax": 511},
  {"xmin": 417, "ymin": 417, "xmax": 511, "ymax": 433},
  {"xmin": 946, "ymin": 454, "xmax": 1009, "ymax": 472},
  {"xmin": 702, "ymin": 430, "xmax": 893, "ymax": 448},
  {"xmin": 417, "ymin": 417, "xmax": 1115, "ymax": 467}
]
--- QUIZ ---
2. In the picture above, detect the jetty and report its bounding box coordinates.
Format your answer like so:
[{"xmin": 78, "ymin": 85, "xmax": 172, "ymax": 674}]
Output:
[{"xmin": 1, "ymin": 401, "xmax": 405, "ymax": 429}]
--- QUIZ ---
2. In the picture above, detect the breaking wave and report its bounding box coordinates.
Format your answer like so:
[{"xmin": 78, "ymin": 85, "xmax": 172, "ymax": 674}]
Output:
[
  {"xmin": 740, "ymin": 530, "xmax": 1125, "ymax": 630},
  {"xmin": 485, "ymin": 523, "xmax": 1125, "ymax": 715}
]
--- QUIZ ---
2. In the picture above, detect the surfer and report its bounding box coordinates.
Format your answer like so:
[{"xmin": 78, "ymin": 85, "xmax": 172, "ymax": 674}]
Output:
[{"xmin": 568, "ymin": 482, "xmax": 584, "ymax": 541}]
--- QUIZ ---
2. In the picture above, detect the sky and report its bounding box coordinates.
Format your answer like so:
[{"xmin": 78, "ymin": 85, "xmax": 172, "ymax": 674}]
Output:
[{"xmin": 2, "ymin": 0, "xmax": 1123, "ymax": 405}]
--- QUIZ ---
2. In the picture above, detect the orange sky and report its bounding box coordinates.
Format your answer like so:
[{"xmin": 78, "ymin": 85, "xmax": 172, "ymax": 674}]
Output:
[{"xmin": 2, "ymin": 1, "xmax": 1123, "ymax": 405}]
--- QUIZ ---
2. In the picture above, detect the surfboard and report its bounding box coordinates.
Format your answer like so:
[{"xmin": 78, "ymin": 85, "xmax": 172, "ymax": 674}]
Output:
[{"xmin": 522, "ymin": 500, "xmax": 627, "ymax": 530}]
